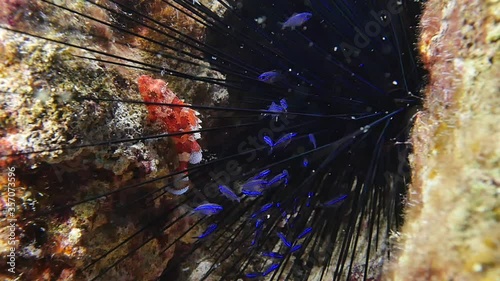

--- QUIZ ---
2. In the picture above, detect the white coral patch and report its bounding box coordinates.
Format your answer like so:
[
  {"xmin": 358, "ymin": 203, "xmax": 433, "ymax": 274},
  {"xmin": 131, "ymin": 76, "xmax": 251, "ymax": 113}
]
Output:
[{"xmin": 189, "ymin": 150, "xmax": 202, "ymax": 164}]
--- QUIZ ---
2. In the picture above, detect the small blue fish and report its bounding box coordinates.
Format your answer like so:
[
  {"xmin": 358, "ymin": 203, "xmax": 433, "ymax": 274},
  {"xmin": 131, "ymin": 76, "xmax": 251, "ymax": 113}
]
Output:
[
  {"xmin": 273, "ymin": 132, "xmax": 297, "ymax": 148},
  {"xmin": 264, "ymin": 99, "xmax": 287, "ymax": 121},
  {"xmin": 303, "ymin": 158, "xmax": 309, "ymax": 167},
  {"xmin": 267, "ymin": 104, "xmax": 284, "ymax": 121},
  {"xmin": 251, "ymin": 229, "xmax": 262, "ymax": 246},
  {"xmin": 279, "ymin": 98, "xmax": 288, "ymax": 110},
  {"xmin": 282, "ymin": 170, "xmax": 289, "ymax": 177},
  {"xmin": 306, "ymin": 192, "xmax": 314, "ymax": 207},
  {"xmin": 297, "ymin": 227, "xmax": 312, "ymax": 239},
  {"xmin": 258, "ymin": 71, "xmax": 280, "ymax": 83},
  {"xmin": 267, "ymin": 175, "xmax": 282, "ymax": 188},
  {"xmin": 262, "ymin": 252, "xmax": 284, "ymax": 259},
  {"xmin": 255, "ymin": 219, "xmax": 264, "ymax": 229},
  {"xmin": 197, "ymin": 223, "xmax": 217, "ymax": 239},
  {"xmin": 246, "ymin": 272, "xmax": 261, "ymax": 278},
  {"xmin": 282, "ymin": 170, "xmax": 289, "ymax": 185},
  {"xmin": 251, "ymin": 237, "xmax": 257, "ymax": 246},
  {"xmin": 281, "ymin": 211, "xmax": 287, "ymax": 218},
  {"xmin": 252, "ymin": 202, "xmax": 273, "ymax": 218},
  {"xmin": 253, "ymin": 169, "xmax": 271, "ymax": 179},
  {"xmin": 290, "ymin": 244, "xmax": 302, "ymax": 253},
  {"xmin": 242, "ymin": 179, "xmax": 267, "ymax": 191},
  {"xmin": 308, "ymin": 133, "xmax": 317, "ymax": 149},
  {"xmin": 262, "ymin": 264, "xmax": 280, "ymax": 276},
  {"xmin": 267, "ymin": 170, "xmax": 289, "ymax": 188},
  {"xmin": 268, "ymin": 102, "xmax": 284, "ymax": 113},
  {"xmin": 260, "ymin": 202, "xmax": 274, "ymax": 213},
  {"xmin": 263, "ymin": 136, "xmax": 274, "ymax": 147},
  {"xmin": 242, "ymin": 189, "xmax": 263, "ymax": 197},
  {"xmin": 192, "ymin": 203, "xmax": 223, "ymax": 215},
  {"xmin": 281, "ymin": 12, "xmax": 312, "ymax": 30},
  {"xmin": 277, "ymin": 232, "xmax": 292, "ymax": 247},
  {"xmin": 218, "ymin": 185, "xmax": 240, "ymax": 202},
  {"xmin": 321, "ymin": 194, "xmax": 348, "ymax": 207}
]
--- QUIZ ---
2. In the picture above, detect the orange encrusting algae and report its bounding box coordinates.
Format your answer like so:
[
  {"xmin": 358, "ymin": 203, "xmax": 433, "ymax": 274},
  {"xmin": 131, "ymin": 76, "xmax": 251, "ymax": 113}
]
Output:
[{"xmin": 138, "ymin": 75, "xmax": 203, "ymax": 191}]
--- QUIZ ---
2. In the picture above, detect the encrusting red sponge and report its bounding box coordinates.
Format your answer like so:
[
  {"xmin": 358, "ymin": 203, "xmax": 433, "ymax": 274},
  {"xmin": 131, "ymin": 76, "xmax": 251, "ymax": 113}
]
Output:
[{"xmin": 138, "ymin": 75, "xmax": 202, "ymax": 194}]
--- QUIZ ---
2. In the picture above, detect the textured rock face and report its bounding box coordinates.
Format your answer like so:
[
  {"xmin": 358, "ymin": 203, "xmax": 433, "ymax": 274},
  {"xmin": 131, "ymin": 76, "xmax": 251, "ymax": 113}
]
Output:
[
  {"xmin": 1, "ymin": 0, "xmax": 498, "ymax": 280},
  {"xmin": 0, "ymin": 1, "xmax": 223, "ymax": 280},
  {"xmin": 389, "ymin": 0, "xmax": 500, "ymax": 280}
]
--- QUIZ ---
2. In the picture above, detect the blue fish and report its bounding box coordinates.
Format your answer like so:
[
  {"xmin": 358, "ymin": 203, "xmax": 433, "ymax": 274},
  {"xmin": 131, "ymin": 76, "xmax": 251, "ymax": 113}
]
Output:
[
  {"xmin": 279, "ymin": 98, "xmax": 288, "ymax": 110},
  {"xmin": 255, "ymin": 219, "xmax": 264, "ymax": 229},
  {"xmin": 258, "ymin": 71, "xmax": 280, "ymax": 83},
  {"xmin": 250, "ymin": 202, "xmax": 273, "ymax": 219},
  {"xmin": 267, "ymin": 103, "xmax": 284, "ymax": 121},
  {"xmin": 267, "ymin": 170, "xmax": 289, "ymax": 188},
  {"xmin": 242, "ymin": 189, "xmax": 263, "ymax": 197},
  {"xmin": 192, "ymin": 203, "xmax": 223, "ymax": 216},
  {"xmin": 297, "ymin": 227, "xmax": 312, "ymax": 239},
  {"xmin": 308, "ymin": 133, "xmax": 317, "ymax": 149},
  {"xmin": 267, "ymin": 174, "xmax": 283, "ymax": 188},
  {"xmin": 246, "ymin": 272, "xmax": 261, "ymax": 278},
  {"xmin": 263, "ymin": 133, "xmax": 297, "ymax": 154},
  {"xmin": 251, "ymin": 237, "xmax": 257, "ymax": 246},
  {"xmin": 281, "ymin": 12, "xmax": 312, "ymax": 30},
  {"xmin": 263, "ymin": 136, "xmax": 274, "ymax": 147},
  {"xmin": 306, "ymin": 192, "xmax": 314, "ymax": 207},
  {"xmin": 273, "ymin": 132, "xmax": 297, "ymax": 148},
  {"xmin": 251, "ymin": 229, "xmax": 262, "ymax": 246},
  {"xmin": 218, "ymin": 185, "xmax": 240, "ymax": 202},
  {"xmin": 282, "ymin": 170, "xmax": 289, "ymax": 177},
  {"xmin": 264, "ymin": 99, "xmax": 288, "ymax": 121},
  {"xmin": 262, "ymin": 263, "xmax": 280, "ymax": 276},
  {"xmin": 290, "ymin": 244, "xmax": 302, "ymax": 253},
  {"xmin": 277, "ymin": 232, "xmax": 292, "ymax": 247},
  {"xmin": 260, "ymin": 202, "xmax": 274, "ymax": 213},
  {"xmin": 321, "ymin": 194, "xmax": 348, "ymax": 207},
  {"xmin": 197, "ymin": 223, "xmax": 217, "ymax": 239},
  {"xmin": 303, "ymin": 158, "xmax": 309, "ymax": 167},
  {"xmin": 268, "ymin": 101, "xmax": 284, "ymax": 113},
  {"xmin": 262, "ymin": 252, "xmax": 284, "ymax": 259},
  {"xmin": 242, "ymin": 179, "xmax": 267, "ymax": 191},
  {"xmin": 253, "ymin": 169, "xmax": 271, "ymax": 179}
]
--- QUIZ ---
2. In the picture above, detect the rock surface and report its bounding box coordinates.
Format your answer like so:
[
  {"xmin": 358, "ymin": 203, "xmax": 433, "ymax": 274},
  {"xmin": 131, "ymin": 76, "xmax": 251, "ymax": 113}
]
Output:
[
  {"xmin": 389, "ymin": 0, "xmax": 500, "ymax": 280},
  {"xmin": 0, "ymin": 1, "xmax": 223, "ymax": 280}
]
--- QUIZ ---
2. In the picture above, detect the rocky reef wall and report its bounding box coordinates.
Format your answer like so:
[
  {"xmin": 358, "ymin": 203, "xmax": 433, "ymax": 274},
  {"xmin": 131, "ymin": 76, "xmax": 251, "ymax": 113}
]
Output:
[{"xmin": 389, "ymin": 0, "xmax": 499, "ymax": 280}]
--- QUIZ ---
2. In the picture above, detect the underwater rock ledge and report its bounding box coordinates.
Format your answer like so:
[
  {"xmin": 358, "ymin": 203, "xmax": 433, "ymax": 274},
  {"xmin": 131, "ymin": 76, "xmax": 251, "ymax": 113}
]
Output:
[
  {"xmin": 0, "ymin": 0, "xmax": 497, "ymax": 280},
  {"xmin": 0, "ymin": 1, "xmax": 224, "ymax": 280},
  {"xmin": 389, "ymin": 0, "xmax": 500, "ymax": 280}
]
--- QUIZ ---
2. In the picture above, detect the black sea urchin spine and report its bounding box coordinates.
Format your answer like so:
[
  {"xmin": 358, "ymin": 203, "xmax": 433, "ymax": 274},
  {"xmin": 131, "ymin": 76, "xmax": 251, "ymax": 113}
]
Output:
[{"xmin": 0, "ymin": 0, "xmax": 425, "ymax": 280}]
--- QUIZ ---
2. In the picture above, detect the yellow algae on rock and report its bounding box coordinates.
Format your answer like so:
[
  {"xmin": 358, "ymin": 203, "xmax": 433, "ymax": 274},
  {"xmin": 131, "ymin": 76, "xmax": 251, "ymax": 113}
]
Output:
[{"xmin": 388, "ymin": 0, "xmax": 500, "ymax": 280}]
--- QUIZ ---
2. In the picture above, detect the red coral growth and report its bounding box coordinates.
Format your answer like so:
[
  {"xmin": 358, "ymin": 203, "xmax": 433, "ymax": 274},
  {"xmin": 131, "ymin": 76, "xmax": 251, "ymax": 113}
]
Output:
[{"xmin": 138, "ymin": 75, "xmax": 202, "ymax": 191}]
